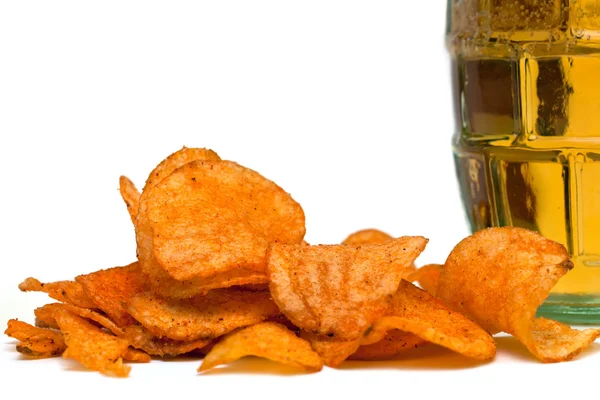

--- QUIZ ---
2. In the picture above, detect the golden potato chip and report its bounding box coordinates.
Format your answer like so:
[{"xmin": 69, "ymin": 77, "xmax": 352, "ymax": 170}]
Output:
[
  {"xmin": 5, "ymin": 319, "xmax": 66, "ymax": 358},
  {"xmin": 267, "ymin": 237, "xmax": 427, "ymax": 340},
  {"xmin": 437, "ymin": 227, "xmax": 600, "ymax": 362},
  {"xmin": 342, "ymin": 229, "xmax": 393, "ymax": 245},
  {"xmin": 76, "ymin": 262, "xmax": 147, "ymax": 326},
  {"xmin": 54, "ymin": 309, "xmax": 131, "ymax": 377},
  {"xmin": 123, "ymin": 325, "xmax": 210, "ymax": 357},
  {"xmin": 119, "ymin": 176, "xmax": 140, "ymax": 225},
  {"xmin": 529, "ymin": 317, "xmax": 600, "ymax": 362},
  {"xmin": 341, "ymin": 229, "xmax": 418, "ymax": 279},
  {"xmin": 301, "ymin": 332, "xmax": 361, "ymax": 368},
  {"xmin": 350, "ymin": 330, "xmax": 427, "ymax": 361},
  {"xmin": 137, "ymin": 160, "xmax": 305, "ymax": 282},
  {"xmin": 407, "ymin": 264, "xmax": 443, "ymax": 296},
  {"xmin": 143, "ymin": 146, "xmax": 221, "ymax": 191},
  {"xmin": 139, "ymin": 261, "xmax": 268, "ymax": 299},
  {"xmin": 127, "ymin": 289, "xmax": 278, "ymax": 341},
  {"xmin": 123, "ymin": 347, "xmax": 151, "ymax": 363},
  {"xmin": 362, "ymin": 280, "xmax": 495, "ymax": 360},
  {"xmin": 18, "ymin": 277, "xmax": 96, "ymax": 309},
  {"xmin": 199, "ymin": 322, "xmax": 323, "ymax": 373}
]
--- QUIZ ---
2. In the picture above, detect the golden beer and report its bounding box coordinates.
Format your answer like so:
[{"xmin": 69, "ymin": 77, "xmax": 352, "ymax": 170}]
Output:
[{"xmin": 448, "ymin": 0, "xmax": 600, "ymax": 322}]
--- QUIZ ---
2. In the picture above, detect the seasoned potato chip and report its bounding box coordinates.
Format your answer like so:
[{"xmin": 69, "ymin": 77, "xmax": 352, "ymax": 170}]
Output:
[
  {"xmin": 341, "ymin": 229, "xmax": 418, "ymax": 279},
  {"xmin": 35, "ymin": 303, "xmax": 124, "ymax": 337},
  {"xmin": 76, "ymin": 262, "xmax": 147, "ymax": 326},
  {"xmin": 363, "ymin": 280, "xmax": 495, "ymax": 360},
  {"xmin": 437, "ymin": 227, "xmax": 600, "ymax": 362},
  {"xmin": 143, "ymin": 146, "xmax": 221, "ymax": 191},
  {"xmin": 301, "ymin": 332, "xmax": 361, "ymax": 368},
  {"xmin": 119, "ymin": 176, "xmax": 140, "ymax": 225},
  {"xmin": 123, "ymin": 325, "xmax": 210, "ymax": 357},
  {"xmin": 350, "ymin": 330, "xmax": 427, "ymax": 361},
  {"xmin": 267, "ymin": 237, "xmax": 427, "ymax": 340},
  {"xmin": 137, "ymin": 160, "xmax": 305, "ymax": 282},
  {"xmin": 139, "ymin": 262, "xmax": 268, "ymax": 299},
  {"xmin": 407, "ymin": 264, "xmax": 443, "ymax": 296},
  {"xmin": 342, "ymin": 229, "xmax": 393, "ymax": 245},
  {"xmin": 127, "ymin": 289, "xmax": 278, "ymax": 341},
  {"xmin": 18, "ymin": 277, "xmax": 96, "ymax": 309},
  {"xmin": 55, "ymin": 309, "xmax": 131, "ymax": 377},
  {"xmin": 5, "ymin": 319, "xmax": 66, "ymax": 358},
  {"xmin": 34, "ymin": 304, "xmax": 60, "ymax": 329},
  {"xmin": 199, "ymin": 322, "xmax": 323, "ymax": 373}
]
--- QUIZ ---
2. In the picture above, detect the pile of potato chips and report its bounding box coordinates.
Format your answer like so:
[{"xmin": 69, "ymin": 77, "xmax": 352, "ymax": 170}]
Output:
[{"xmin": 6, "ymin": 147, "xmax": 600, "ymax": 377}]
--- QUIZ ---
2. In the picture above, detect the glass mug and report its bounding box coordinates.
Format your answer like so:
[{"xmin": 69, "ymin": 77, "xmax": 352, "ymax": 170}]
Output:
[{"xmin": 448, "ymin": 0, "xmax": 600, "ymax": 323}]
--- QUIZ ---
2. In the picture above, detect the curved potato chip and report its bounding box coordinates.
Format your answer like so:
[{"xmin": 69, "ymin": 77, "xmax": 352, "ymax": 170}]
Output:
[
  {"xmin": 137, "ymin": 160, "xmax": 305, "ymax": 282},
  {"xmin": 19, "ymin": 277, "xmax": 96, "ymax": 309},
  {"xmin": 341, "ymin": 229, "xmax": 418, "ymax": 279},
  {"xmin": 55, "ymin": 309, "xmax": 131, "ymax": 377},
  {"xmin": 139, "ymin": 259, "xmax": 268, "ymax": 299},
  {"xmin": 267, "ymin": 237, "xmax": 428, "ymax": 340},
  {"xmin": 350, "ymin": 330, "xmax": 427, "ymax": 361},
  {"xmin": 437, "ymin": 227, "xmax": 600, "ymax": 362},
  {"xmin": 199, "ymin": 322, "xmax": 323, "ymax": 373},
  {"xmin": 123, "ymin": 325, "xmax": 210, "ymax": 357},
  {"xmin": 34, "ymin": 304, "xmax": 60, "ymax": 329},
  {"xmin": 143, "ymin": 146, "xmax": 221, "ymax": 191},
  {"xmin": 35, "ymin": 303, "xmax": 124, "ymax": 337},
  {"xmin": 127, "ymin": 289, "xmax": 278, "ymax": 341},
  {"xmin": 5, "ymin": 319, "xmax": 66, "ymax": 358},
  {"xmin": 407, "ymin": 264, "xmax": 443, "ymax": 296},
  {"xmin": 301, "ymin": 332, "xmax": 361, "ymax": 368},
  {"xmin": 76, "ymin": 262, "xmax": 147, "ymax": 327},
  {"xmin": 362, "ymin": 280, "xmax": 495, "ymax": 360},
  {"xmin": 342, "ymin": 229, "xmax": 393, "ymax": 245},
  {"xmin": 119, "ymin": 176, "xmax": 140, "ymax": 225}
]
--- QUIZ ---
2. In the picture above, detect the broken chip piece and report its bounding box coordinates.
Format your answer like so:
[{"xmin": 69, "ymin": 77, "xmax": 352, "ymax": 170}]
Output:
[
  {"xmin": 54, "ymin": 309, "xmax": 132, "ymax": 377},
  {"xmin": 18, "ymin": 277, "xmax": 96, "ymax": 309}
]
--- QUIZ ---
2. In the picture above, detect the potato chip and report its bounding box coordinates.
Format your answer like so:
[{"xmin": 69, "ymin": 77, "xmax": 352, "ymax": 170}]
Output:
[
  {"xmin": 362, "ymin": 280, "xmax": 495, "ymax": 360},
  {"xmin": 341, "ymin": 229, "xmax": 418, "ymax": 279},
  {"xmin": 143, "ymin": 146, "xmax": 221, "ymax": 191},
  {"xmin": 18, "ymin": 277, "xmax": 96, "ymax": 309},
  {"xmin": 54, "ymin": 309, "xmax": 131, "ymax": 377},
  {"xmin": 123, "ymin": 325, "xmax": 211, "ymax": 357},
  {"xmin": 119, "ymin": 176, "xmax": 140, "ymax": 225},
  {"xmin": 407, "ymin": 264, "xmax": 443, "ymax": 296},
  {"xmin": 5, "ymin": 319, "xmax": 66, "ymax": 358},
  {"xmin": 137, "ymin": 160, "xmax": 305, "ymax": 282},
  {"xmin": 127, "ymin": 289, "xmax": 279, "ymax": 341},
  {"xmin": 199, "ymin": 322, "xmax": 323, "ymax": 373},
  {"xmin": 437, "ymin": 227, "xmax": 600, "ymax": 362},
  {"xmin": 342, "ymin": 229, "xmax": 393, "ymax": 245},
  {"xmin": 301, "ymin": 332, "xmax": 361, "ymax": 368},
  {"xmin": 34, "ymin": 304, "xmax": 60, "ymax": 329},
  {"xmin": 139, "ymin": 261, "xmax": 268, "ymax": 299},
  {"xmin": 76, "ymin": 262, "xmax": 147, "ymax": 326},
  {"xmin": 35, "ymin": 303, "xmax": 124, "ymax": 337},
  {"xmin": 267, "ymin": 237, "xmax": 427, "ymax": 340},
  {"xmin": 350, "ymin": 330, "xmax": 427, "ymax": 361}
]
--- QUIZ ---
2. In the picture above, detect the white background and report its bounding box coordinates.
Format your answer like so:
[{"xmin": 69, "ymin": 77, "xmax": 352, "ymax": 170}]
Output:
[{"xmin": 0, "ymin": 1, "xmax": 597, "ymax": 399}]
